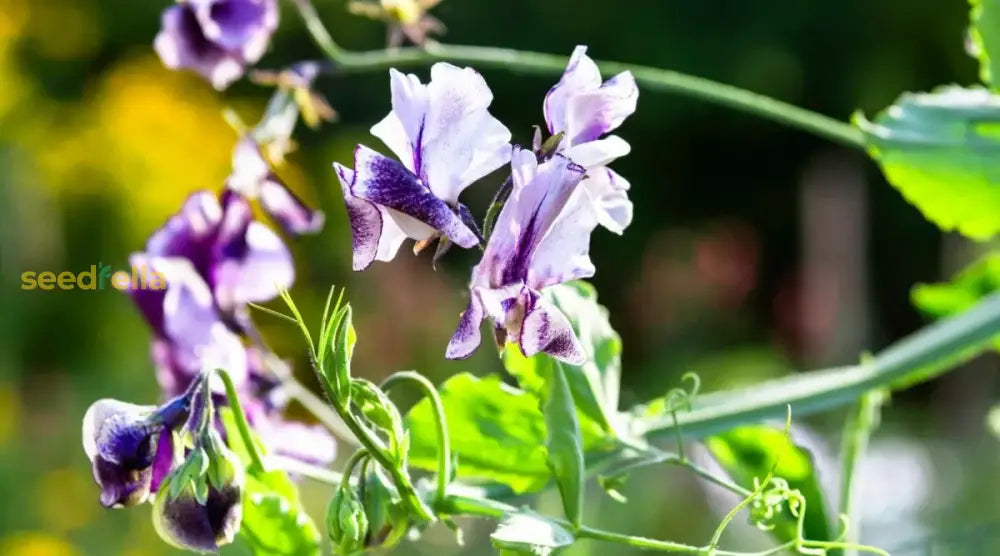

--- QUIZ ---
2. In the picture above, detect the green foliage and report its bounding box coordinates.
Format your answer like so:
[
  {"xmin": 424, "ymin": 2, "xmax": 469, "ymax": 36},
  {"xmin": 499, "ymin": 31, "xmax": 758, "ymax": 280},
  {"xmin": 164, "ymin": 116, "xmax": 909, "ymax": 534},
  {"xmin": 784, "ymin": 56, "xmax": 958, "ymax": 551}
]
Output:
[
  {"xmin": 913, "ymin": 253, "xmax": 1000, "ymax": 318},
  {"xmin": 220, "ymin": 409, "xmax": 322, "ymax": 556},
  {"xmin": 327, "ymin": 487, "xmax": 369, "ymax": 555},
  {"xmin": 405, "ymin": 373, "xmax": 609, "ymax": 494},
  {"xmin": 539, "ymin": 359, "xmax": 585, "ymax": 526},
  {"xmin": 855, "ymin": 86, "xmax": 1000, "ymax": 240},
  {"xmin": 707, "ymin": 426, "xmax": 831, "ymax": 544},
  {"xmin": 490, "ymin": 511, "xmax": 575, "ymax": 555},
  {"xmin": 505, "ymin": 281, "xmax": 622, "ymax": 434},
  {"xmin": 970, "ymin": 0, "xmax": 1000, "ymax": 86}
]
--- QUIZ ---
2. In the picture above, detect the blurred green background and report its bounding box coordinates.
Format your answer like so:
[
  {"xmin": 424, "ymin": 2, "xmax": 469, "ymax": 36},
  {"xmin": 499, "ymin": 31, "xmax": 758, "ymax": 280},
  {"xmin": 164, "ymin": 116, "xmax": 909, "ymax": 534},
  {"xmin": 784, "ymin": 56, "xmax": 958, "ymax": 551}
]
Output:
[{"xmin": 2, "ymin": 0, "xmax": 999, "ymax": 554}]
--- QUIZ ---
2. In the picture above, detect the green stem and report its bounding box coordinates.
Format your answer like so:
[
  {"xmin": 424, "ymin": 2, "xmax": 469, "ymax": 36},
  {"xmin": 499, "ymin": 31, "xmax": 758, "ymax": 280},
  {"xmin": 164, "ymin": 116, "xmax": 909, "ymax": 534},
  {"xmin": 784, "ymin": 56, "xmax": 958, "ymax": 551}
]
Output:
[
  {"xmin": 576, "ymin": 527, "xmax": 704, "ymax": 554},
  {"xmin": 836, "ymin": 390, "xmax": 885, "ymax": 556},
  {"xmin": 381, "ymin": 371, "xmax": 452, "ymax": 506},
  {"xmin": 638, "ymin": 292, "xmax": 1000, "ymax": 439},
  {"xmin": 290, "ymin": 0, "xmax": 863, "ymax": 148},
  {"xmin": 214, "ymin": 368, "xmax": 266, "ymax": 472}
]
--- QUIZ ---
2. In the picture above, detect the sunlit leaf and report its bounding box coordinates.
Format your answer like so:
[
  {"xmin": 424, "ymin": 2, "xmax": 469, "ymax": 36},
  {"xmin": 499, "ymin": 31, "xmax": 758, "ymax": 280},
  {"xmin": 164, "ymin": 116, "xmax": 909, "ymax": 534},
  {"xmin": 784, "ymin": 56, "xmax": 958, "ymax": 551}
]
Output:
[
  {"xmin": 707, "ymin": 426, "xmax": 831, "ymax": 544},
  {"xmin": 970, "ymin": 0, "xmax": 1000, "ymax": 86},
  {"xmin": 490, "ymin": 511, "xmax": 575, "ymax": 555},
  {"xmin": 855, "ymin": 86, "xmax": 1000, "ymax": 240},
  {"xmin": 912, "ymin": 252, "xmax": 1000, "ymax": 351},
  {"xmin": 219, "ymin": 409, "xmax": 322, "ymax": 556},
  {"xmin": 505, "ymin": 281, "xmax": 622, "ymax": 435},
  {"xmin": 540, "ymin": 358, "xmax": 585, "ymax": 526},
  {"xmin": 405, "ymin": 373, "xmax": 609, "ymax": 494}
]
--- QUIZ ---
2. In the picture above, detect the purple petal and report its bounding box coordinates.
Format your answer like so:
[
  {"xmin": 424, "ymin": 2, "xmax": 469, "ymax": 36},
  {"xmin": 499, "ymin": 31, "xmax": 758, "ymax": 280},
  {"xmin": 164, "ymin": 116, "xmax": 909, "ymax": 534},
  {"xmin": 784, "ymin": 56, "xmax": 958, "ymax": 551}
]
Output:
[
  {"xmin": 517, "ymin": 288, "xmax": 586, "ymax": 364},
  {"xmin": 150, "ymin": 431, "xmax": 177, "ymax": 494},
  {"xmin": 156, "ymin": 483, "xmax": 243, "ymax": 551},
  {"xmin": 544, "ymin": 46, "xmax": 602, "ymax": 136},
  {"xmin": 526, "ymin": 187, "xmax": 598, "ymax": 290},
  {"xmin": 82, "ymin": 399, "xmax": 159, "ymax": 508},
  {"xmin": 128, "ymin": 253, "xmax": 168, "ymax": 335},
  {"xmin": 145, "ymin": 191, "xmax": 223, "ymax": 277},
  {"xmin": 371, "ymin": 64, "xmax": 511, "ymax": 204},
  {"xmin": 581, "ymin": 166, "xmax": 632, "ymax": 234},
  {"xmin": 335, "ymin": 162, "xmax": 407, "ymax": 270},
  {"xmin": 446, "ymin": 295, "xmax": 486, "ymax": 360},
  {"xmin": 259, "ymin": 178, "xmax": 325, "ymax": 236},
  {"xmin": 475, "ymin": 149, "xmax": 586, "ymax": 288},
  {"xmin": 256, "ymin": 419, "xmax": 337, "ymax": 465},
  {"xmin": 350, "ymin": 145, "xmax": 478, "ymax": 248},
  {"xmin": 191, "ymin": 0, "xmax": 278, "ymax": 63},
  {"xmin": 211, "ymin": 192, "xmax": 294, "ymax": 308},
  {"xmin": 94, "ymin": 456, "xmax": 154, "ymax": 508},
  {"xmin": 154, "ymin": 4, "xmax": 245, "ymax": 90},
  {"xmin": 565, "ymin": 71, "xmax": 638, "ymax": 145}
]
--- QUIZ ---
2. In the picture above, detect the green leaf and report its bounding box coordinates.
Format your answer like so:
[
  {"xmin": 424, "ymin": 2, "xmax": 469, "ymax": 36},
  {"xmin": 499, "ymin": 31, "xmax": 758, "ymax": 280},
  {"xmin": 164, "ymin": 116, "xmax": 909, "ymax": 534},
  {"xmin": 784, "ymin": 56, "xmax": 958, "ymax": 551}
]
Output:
[
  {"xmin": 540, "ymin": 359, "xmax": 585, "ymax": 526},
  {"xmin": 970, "ymin": 0, "xmax": 1000, "ymax": 86},
  {"xmin": 405, "ymin": 373, "xmax": 609, "ymax": 494},
  {"xmin": 913, "ymin": 253, "xmax": 1000, "ymax": 318},
  {"xmin": 219, "ymin": 409, "xmax": 322, "ymax": 556},
  {"xmin": 707, "ymin": 426, "xmax": 831, "ymax": 544},
  {"xmin": 490, "ymin": 511, "xmax": 575, "ymax": 555},
  {"xmin": 504, "ymin": 281, "xmax": 622, "ymax": 435},
  {"xmin": 855, "ymin": 86, "xmax": 1000, "ymax": 239}
]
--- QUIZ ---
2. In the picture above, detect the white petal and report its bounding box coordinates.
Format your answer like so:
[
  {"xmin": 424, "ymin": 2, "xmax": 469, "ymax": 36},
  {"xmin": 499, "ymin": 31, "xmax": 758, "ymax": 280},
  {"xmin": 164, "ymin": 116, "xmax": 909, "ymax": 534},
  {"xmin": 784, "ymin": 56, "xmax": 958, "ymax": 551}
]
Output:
[{"xmin": 565, "ymin": 136, "xmax": 631, "ymax": 168}]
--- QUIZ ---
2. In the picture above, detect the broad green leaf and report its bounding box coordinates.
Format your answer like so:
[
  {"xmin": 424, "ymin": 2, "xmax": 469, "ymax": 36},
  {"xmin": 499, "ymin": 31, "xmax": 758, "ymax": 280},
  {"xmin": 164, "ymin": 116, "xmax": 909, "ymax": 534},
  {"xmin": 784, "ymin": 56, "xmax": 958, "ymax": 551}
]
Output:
[
  {"xmin": 970, "ymin": 0, "xmax": 1000, "ymax": 86},
  {"xmin": 855, "ymin": 86, "xmax": 1000, "ymax": 240},
  {"xmin": 505, "ymin": 281, "xmax": 622, "ymax": 434},
  {"xmin": 707, "ymin": 426, "xmax": 831, "ymax": 544},
  {"xmin": 219, "ymin": 409, "xmax": 322, "ymax": 556},
  {"xmin": 405, "ymin": 373, "xmax": 609, "ymax": 494},
  {"xmin": 540, "ymin": 359, "xmax": 585, "ymax": 526},
  {"xmin": 912, "ymin": 252, "xmax": 1000, "ymax": 350},
  {"xmin": 490, "ymin": 511, "xmax": 575, "ymax": 555}
]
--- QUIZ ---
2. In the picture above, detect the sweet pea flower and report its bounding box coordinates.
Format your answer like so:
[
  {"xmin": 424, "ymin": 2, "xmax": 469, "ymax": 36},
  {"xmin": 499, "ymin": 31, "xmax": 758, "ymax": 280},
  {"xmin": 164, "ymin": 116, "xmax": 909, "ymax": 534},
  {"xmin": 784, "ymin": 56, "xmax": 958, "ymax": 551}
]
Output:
[
  {"xmin": 447, "ymin": 148, "xmax": 598, "ymax": 364},
  {"xmin": 154, "ymin": 0, "xmax": 279, "ymax": 90},
  {"xmin": 82, "ymin": 397, "xmax": 187, "ymax": 508},
  {"xmin": 545, "ymin": 46, "xmax": 638, "ymax": 234},
  {"xmin": 227, "ymin": 136, "xmax": 326, "ymax": 237},
  {"xmin": 335, "ymin": 63, "xmax": 512, "ymax": 270}
]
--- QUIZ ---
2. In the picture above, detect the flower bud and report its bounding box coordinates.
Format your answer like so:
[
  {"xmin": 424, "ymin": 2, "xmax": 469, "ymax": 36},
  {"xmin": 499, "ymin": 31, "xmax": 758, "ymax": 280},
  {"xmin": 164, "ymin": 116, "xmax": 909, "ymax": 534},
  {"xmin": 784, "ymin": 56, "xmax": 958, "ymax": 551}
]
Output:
[
  {"xmin": 153, "ymin": 442, "xmax": 245, "ymax": 553},
  {"xmin": 327, "ymin": 487, "xmax": 369, "ymax": 555},
  {"xmin": 82, "ymin": 399, "xmax": 164, "ymax": 508}
]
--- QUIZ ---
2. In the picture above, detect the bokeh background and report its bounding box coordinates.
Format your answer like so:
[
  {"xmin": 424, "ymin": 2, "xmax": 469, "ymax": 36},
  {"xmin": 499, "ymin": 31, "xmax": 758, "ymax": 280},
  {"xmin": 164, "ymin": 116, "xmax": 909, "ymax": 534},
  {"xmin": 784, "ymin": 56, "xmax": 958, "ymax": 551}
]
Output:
[{"xmin": 1, "ymin": 0, "xmax": 999, "ymax": 554}]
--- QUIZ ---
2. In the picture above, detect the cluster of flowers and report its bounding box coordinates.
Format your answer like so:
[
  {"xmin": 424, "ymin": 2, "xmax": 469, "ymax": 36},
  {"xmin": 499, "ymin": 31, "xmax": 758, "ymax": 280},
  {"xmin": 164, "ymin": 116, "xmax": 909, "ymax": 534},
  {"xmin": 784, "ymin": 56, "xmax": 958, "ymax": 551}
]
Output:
[
  {"xmin": 84, "ymin": 0, "xmax": 639, "ymax": 550},
  {"xmin": 336, "ymin": 47, "xmax": 638, "ymax": 364}
]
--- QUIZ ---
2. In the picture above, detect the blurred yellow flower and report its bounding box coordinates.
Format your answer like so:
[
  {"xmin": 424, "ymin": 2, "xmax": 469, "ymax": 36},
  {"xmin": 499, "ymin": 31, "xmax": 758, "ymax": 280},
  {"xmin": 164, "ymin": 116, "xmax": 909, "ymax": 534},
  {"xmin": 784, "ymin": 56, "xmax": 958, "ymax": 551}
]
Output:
[
  {"xmin": 0, "ymin": 533, "xmax": 78, "ymax": 556},
  {"xmin": 39, "ymin": 468, "xmax": 98, "ymax": 533},
  {"xmin": 23, "ymin": 0, "xmax": 101, "ymax": 60},
  {"xmin": 0, "ymin": 382, "xmax": 22, "ymax": 446}
]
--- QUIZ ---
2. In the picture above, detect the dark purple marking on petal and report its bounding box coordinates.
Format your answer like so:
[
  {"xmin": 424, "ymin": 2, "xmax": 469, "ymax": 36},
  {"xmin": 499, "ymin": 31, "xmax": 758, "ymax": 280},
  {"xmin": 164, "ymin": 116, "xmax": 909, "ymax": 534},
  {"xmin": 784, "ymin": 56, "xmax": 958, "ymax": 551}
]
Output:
[
  {"xmin": 517, "ymin": 289, "xmax": 585, "ymax": 365},
  {"xmin": 258, "ymin": 177, "xmax": 325, "ymax": 236},
  {"xmin": 154, "ymin": 4, "xmax": 246, "ymax": 89},
  {"xmin": 95, "ymin": 456, "xmax": 154, "ymax": 508},
  {"xmin": 446, "ymin": 296, "xmax": 486, "ymax": 360},
  {"xmin": 146, "ymin": 191, "xmax": 223, "ymax": 280},
  {"xmin": 352, "ymin": 145, "xmax": 477, "ymax": 247},
  {"xmin": 336, "ymin": 162, "xmax": 384, "ymax": 271}
]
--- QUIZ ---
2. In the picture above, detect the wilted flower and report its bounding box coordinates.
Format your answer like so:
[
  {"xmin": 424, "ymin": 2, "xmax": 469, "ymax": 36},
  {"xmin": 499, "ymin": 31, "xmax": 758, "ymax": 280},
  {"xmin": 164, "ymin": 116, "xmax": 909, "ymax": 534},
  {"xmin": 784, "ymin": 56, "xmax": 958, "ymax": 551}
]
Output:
[
  {"xmin": 154, "ymin": 467, "xmax": 245, "ymax": 553},
  {"xmin": 82, "ymin": 397, "xmax": 187, "ymax": 508},
  {"xmin": 348, "ymin": 0, "xmax": 445, "ymax": 47},
  {"xmin": 335, "ymin": 63, "xmax": 512, "ymax": 270},
  {"xmin": 447, "ymin": 148, "xmax": 597, "ymax": 364},
  {"xmin": 227, "ymin": 136, "xmax": 325, "ymax": 236},
  {"xmin": 154, "ymin": 0, "xmax": 279, "ymax": 90},
  {"xmin": 544, "ymin": 46, "xmax": 638, "ymax": 234}
]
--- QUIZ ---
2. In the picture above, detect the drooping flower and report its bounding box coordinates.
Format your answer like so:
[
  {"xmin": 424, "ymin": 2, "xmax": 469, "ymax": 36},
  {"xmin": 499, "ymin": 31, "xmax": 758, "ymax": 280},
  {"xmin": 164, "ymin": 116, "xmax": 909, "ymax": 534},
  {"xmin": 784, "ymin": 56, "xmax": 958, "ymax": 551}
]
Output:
[
  {"xmin": 154, "ymin": 0, "xmax": 279, "ymax": 90},
  {"xmin": 447, "ymin": 148, "xmax": 598, "ymax": 364},
  {"xmin": 154, "ymin": 457, "xmax": 245, "ymax": 553},
  {"xmin": 335, "ymin": 63, "xmax": 512, "ymax": 270},
  {"xmin": 227, "ymin": 136, "xmax": 325, "ymax": 237},
  {"xmin": 544, "ymin": 46, "xmax": 638, "ymax": 234},
  {"xmin": 82, "ymin": 396, "xmax": 187, "ymax": 508}
]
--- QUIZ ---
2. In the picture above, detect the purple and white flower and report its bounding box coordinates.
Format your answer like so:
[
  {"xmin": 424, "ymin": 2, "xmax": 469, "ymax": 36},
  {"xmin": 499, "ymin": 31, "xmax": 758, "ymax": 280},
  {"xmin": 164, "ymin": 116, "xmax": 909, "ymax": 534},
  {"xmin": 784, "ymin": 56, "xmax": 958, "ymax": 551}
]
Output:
[
  {"xmin": 154, "ymin": 0, "xmax": 279, "ymax": 90},
  {"xmin": 154, "ymin": 465, "xmax": 244, "ymax": 552},
  {"xmin": 544, "ymin": 46, "xmax": 638, "ymax": 234},
  {"xmin": 82, "ymin": 397, "xmax": 186, "ymax": 508},
  {"xmin": 335, "ymin": 63, "xmax": 512, "ymax": 270},
  {"xmin": 447, "ymin": 148, "xmax": 599, "ymax": 364},
  {"xmin": 227, "ymin": 136, "xmax": 326, "ymax": 237}
]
